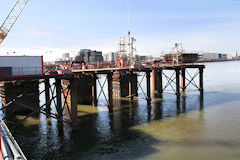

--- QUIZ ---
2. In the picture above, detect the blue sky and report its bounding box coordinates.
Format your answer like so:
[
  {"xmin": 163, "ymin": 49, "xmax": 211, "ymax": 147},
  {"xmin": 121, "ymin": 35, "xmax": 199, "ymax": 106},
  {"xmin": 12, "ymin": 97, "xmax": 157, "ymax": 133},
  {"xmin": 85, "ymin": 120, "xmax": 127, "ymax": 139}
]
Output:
[{"xmin": 1, "ymin": 0, "xmax": 240, "ymax": 61}]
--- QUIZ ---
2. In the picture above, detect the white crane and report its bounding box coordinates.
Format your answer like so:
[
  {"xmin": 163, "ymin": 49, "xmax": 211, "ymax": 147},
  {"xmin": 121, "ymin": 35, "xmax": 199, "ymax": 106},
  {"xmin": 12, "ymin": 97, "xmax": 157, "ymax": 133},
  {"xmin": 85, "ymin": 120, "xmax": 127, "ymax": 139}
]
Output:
[{"xmin": 0, "ymin": 0, "xmax": 29, "ymax": 45}]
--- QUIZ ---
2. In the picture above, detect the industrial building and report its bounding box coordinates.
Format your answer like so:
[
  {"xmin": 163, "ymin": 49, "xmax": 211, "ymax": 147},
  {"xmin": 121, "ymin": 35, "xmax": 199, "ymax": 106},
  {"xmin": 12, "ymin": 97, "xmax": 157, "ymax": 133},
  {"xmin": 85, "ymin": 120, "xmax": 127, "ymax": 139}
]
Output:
[
  {"xmin": 0, "ymin": 56, "xmax": 44, "ymax": 76},
  {"xmin": 62, "ymin": 53, "xmax": 70, "ymax": 60},
  {"xmin": 55, "ymin": 53, "xmax": 72, "ymax": 65},
  {"xmin": 75, "ymin": 49, "xmax": 103, "ymax": 64},
  {"xmin": 202, "ymin": 53, "xmax": 233, "ymax": 61},
  {"xmin": 103, "ymin": 52, "xmax": 118, "ymax": 62},
  {"xmin": 164, "ymin": 53, "xmax": 199, "ymax": 63}
]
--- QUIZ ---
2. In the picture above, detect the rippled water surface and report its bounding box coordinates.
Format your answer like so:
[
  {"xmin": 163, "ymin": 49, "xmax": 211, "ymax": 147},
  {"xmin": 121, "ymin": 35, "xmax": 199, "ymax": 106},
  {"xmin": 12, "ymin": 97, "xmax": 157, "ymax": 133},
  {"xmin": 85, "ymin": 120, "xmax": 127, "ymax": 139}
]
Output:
[{"xmin": 5, "ymin": 61, "xmax": 240, "ymax": 160}]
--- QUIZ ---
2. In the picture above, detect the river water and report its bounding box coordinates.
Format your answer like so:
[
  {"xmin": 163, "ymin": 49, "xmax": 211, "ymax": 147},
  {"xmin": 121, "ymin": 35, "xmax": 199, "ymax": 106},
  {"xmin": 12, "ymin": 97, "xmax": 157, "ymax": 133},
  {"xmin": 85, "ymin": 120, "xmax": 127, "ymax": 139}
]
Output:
[{"xmin": 6, "ymin": 61, "xmax": 240, "ymax": 159}]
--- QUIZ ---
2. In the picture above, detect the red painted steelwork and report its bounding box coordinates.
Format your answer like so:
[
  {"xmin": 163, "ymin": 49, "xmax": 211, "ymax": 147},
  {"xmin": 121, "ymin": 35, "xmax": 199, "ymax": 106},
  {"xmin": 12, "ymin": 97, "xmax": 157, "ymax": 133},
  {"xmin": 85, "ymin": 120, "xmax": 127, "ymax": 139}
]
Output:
[
  {"xmin": 0, "ymin": 73, "xmax": 74, "ymax": 80},
  {"xmin": 41, "ymin": 56, "xmax": 44, "ymax": 75}
]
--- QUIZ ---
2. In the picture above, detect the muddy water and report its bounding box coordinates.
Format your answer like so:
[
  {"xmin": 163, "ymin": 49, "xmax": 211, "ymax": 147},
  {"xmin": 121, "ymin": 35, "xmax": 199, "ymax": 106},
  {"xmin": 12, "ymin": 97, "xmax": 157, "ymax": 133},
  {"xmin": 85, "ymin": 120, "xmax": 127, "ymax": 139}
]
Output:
[{"xmin": 5, "ymin": 61, "xmax": 240, "ymax": 160}]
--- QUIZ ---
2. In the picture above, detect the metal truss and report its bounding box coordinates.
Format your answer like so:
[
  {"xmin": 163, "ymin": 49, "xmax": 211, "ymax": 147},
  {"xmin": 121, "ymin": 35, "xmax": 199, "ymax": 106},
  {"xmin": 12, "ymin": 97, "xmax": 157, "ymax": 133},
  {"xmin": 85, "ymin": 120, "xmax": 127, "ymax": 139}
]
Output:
[
  {"xmin": 183, "ymin": 69, "xmax": 200, "ymax": 90},
  {"xmin": 96, "ymin": 75, "xmax": 109, "ymax": 106},
  {"xmin": 0, "ymin": 79, "xmax": 70, "ymax": 130},
  {"xmin": 162, "ymin": 71, "xmax": 176, "ymax": 94},
  {"xmin": 161, "ymin": 68, "xmax": 201, "ymax": 95},
  {"xmin": 136, "ymin": 72, "xmax": 149, "ymax": 101}
]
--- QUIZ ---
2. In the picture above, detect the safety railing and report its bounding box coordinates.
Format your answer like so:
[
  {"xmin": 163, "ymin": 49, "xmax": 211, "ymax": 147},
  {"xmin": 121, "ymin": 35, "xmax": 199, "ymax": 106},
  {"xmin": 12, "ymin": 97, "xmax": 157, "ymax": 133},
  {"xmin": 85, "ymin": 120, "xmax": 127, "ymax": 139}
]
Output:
[{"xmin": 0, "ymin": 119, "xmax": 27, "ymax": 159}]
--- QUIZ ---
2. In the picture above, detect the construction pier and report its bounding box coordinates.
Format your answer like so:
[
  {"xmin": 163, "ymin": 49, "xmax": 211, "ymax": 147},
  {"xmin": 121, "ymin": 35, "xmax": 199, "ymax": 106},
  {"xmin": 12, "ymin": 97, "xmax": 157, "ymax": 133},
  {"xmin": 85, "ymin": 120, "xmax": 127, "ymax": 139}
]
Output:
[{"xmin": 0, "ymin": 64, "xmax": 205, "ymax": 126}]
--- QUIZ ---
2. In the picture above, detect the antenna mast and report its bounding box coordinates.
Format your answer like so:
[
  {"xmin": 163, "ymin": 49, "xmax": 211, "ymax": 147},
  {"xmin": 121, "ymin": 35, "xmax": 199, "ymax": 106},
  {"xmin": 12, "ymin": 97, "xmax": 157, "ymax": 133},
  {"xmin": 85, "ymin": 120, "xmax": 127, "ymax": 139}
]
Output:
[{"xmin": 118, "ymin": 0, "xmax": 136, "ymax": 65}]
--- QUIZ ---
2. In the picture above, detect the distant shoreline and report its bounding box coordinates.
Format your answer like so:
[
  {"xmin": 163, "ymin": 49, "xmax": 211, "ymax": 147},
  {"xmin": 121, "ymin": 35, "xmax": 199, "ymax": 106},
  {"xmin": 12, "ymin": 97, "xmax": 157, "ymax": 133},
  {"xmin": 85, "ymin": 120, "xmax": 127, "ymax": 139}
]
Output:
[{"xmin": 196, "ymin": 59, "xmax": 240, "ymax": 63}]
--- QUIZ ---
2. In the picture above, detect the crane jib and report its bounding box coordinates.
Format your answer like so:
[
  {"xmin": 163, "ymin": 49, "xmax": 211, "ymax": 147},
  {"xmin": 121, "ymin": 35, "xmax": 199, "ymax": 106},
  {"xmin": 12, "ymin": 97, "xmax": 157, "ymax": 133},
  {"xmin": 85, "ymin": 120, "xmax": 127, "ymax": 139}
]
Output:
[{"xmin": 0, "ymin": 0, "xmax": 29, "ymax": 45}]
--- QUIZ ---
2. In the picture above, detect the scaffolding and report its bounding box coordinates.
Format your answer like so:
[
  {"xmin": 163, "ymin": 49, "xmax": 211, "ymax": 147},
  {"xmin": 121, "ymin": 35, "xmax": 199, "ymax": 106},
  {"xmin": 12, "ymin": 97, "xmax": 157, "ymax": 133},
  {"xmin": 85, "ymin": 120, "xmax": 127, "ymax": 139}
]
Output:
[{"xmin": 118, "ymin": 31, "xmax": 137, "ymax": 64}]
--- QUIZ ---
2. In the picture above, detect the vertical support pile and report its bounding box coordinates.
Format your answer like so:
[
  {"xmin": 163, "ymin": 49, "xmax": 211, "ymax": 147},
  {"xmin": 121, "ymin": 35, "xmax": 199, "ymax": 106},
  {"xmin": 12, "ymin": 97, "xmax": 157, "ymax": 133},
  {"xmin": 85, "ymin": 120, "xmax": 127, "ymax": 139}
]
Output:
[
  {"xmin": 181, "ymin": 68, "xmax": 186, "ymax": 92},
  {"xmin": 158, "ymin": 69, "xmax": 163, "ymax": 98},
  {"xmin": 199, "ymin": 68, "xmax": 204, "ymax": 95},
  {"xmin": 70, "ymin": 79, "xmax": 78, "ymax": 123},
  {"xmin": 44, "ymin": 78, "xmax": 50, "ymax": 116},
  {"xmin": 129, "ymin": 72, "xmax": 133, "ymax": 100},
  {"xmin": 175, "ymin": 68, "xmax": 180, "ymax": 97},
  {"xmin": 152, "ymin": 69, "xmax": 156, "ymax": 91},
  {"xmin": 91, "ymin": 74, "xmax": 98, "ymax": 106},
  {"xmin": 146, "ymin": 71, "xmax": 151, "ymax": 104},
  {"xmin": 107, "ymin": 73, "xmax": 113, "ymax": 108},
  {"xmin": 112, "ymin": 72, "xmax": 138, "ymax": 98},
  {"xmin": 55, "ymin": 78, "xmax": 62, "ymax": 117},
  {"xmin": 152, "ymin": 69, "xmax": 159, "ymax": 92}
]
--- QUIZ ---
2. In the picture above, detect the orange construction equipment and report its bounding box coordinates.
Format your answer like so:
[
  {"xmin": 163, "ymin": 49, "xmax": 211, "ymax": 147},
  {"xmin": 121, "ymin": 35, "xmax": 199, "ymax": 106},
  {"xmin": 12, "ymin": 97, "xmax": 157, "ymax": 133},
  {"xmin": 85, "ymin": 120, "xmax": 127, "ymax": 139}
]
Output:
[{"xmin": 97, "ymin": 60, "xmax": 100, "ymax": 69}]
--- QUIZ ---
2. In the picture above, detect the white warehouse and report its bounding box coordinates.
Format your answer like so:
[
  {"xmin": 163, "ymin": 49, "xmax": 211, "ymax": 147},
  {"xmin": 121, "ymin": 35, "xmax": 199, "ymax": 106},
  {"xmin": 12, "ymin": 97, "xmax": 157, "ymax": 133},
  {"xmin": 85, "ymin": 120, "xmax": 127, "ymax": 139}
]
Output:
[{"xmin": 0, "ymin": 56, "xmax": 44, "ymax": 77}]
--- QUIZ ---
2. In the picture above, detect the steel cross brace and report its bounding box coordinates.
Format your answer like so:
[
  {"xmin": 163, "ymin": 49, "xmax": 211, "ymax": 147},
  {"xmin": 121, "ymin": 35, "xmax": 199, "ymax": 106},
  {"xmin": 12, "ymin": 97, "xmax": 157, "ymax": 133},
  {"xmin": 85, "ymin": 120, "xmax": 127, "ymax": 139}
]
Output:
[
  {"xmin": 97, "ymin": 75, "xmax": 109, "ymax": 105},
  {"xmin": 61, "ymin": 84, "xmax": 71, "ymax": 115},
  {"xmin": 43, "ymin": 82, "xmax": 70, "ymax": 117},
  {"xmin": 1, "ymin": 79, "xmax": 71, "ymax": 128},
  {"xmin": 1, "ymin": 81, "xmax": 45, "ymax": 118},
  {"xmin": 185, "ymin": 69, "xmax": 200, "ymax": 90},
  {"xmin": 136, "ymin": 72, "xmax": 148, "ymax": 100},
  {"xmin": 162, "ymin": 71, "xmax": 176, "ymax": 93},
  {"xmin": 1, "ymin": 79, "xmax": 46, "ymax": 111},
  {"xmin": 10, "ymin": 82, "xmax": 71, "ymax": 129},
  {"xmin": 49, "ymin": 82, "xmax": 57, "ymax": 108},
  {"xmin": 38, "ymin": 80, "xmax": 46, "ymax": 95}
]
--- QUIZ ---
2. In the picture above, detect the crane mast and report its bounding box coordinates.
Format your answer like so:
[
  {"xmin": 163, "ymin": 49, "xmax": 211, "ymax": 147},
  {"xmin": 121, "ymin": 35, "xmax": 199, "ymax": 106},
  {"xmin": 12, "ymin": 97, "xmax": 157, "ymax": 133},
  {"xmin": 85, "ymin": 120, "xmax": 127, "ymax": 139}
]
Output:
[{"xmin": 0, "ymin": 0, "xmax": 29, "ymax": 45}]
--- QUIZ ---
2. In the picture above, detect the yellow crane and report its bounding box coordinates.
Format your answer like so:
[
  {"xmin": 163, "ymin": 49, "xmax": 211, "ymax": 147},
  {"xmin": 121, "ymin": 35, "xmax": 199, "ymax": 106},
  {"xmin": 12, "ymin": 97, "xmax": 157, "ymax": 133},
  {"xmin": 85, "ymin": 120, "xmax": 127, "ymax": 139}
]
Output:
[{"xmin": 0, "ymin": 0, "xmax": 29, "ymax": 45}]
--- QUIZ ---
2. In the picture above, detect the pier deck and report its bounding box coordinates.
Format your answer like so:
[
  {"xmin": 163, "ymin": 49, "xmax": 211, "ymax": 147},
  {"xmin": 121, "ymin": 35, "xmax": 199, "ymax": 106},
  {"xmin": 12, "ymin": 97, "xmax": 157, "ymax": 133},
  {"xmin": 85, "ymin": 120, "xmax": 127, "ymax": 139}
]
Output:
[
  {"xmin": 0, "ymin": 64, "xmax": 205, "ymax": 81},
  {"xmin": 0, "ymin": 64, "xmax": 205, "ymax": 125}
]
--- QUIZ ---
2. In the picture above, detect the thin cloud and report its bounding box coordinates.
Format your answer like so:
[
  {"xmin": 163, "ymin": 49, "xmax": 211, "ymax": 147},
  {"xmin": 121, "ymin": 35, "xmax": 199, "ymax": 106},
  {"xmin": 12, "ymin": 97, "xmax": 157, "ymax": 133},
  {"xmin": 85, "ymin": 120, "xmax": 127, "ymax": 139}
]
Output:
[
  {"xmin": 134, "ymin": 14, "xmax": 240, "ymax": 19},
  {"xmin": 28, "ymin": 28, "xmax": 52, "ymax": 37}
]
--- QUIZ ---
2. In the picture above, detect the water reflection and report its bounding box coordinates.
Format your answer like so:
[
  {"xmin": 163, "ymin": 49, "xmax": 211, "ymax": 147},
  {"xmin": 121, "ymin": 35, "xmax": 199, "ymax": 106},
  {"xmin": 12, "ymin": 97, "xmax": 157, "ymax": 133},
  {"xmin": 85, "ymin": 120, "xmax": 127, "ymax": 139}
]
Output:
[
  {"xmin": 153, "ymin": 100, "xmax": 163, "ymax": 120},
  {"xmin": 8, "ymin": 90, "xmax": 240, "ymax": 159},
  {"xmin": 200, "ymin": 94, "xmax": 204, "ymax": 110}
]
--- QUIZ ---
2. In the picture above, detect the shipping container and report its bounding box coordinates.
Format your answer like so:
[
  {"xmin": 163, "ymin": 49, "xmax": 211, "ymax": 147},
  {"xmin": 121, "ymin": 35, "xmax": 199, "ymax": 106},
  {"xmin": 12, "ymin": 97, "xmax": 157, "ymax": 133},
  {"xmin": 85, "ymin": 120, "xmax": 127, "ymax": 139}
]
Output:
[{"xmin": 0, "ymin": 56, "xmax": 43, "ymax": 76}]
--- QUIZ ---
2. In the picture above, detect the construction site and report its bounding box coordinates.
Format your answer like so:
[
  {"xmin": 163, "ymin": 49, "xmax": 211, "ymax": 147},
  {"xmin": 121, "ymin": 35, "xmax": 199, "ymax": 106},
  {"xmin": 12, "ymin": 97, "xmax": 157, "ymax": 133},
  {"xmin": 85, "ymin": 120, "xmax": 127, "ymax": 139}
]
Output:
[{"xmin": 0, "ymin": 0, "xmax": 211, "ymax": 159}]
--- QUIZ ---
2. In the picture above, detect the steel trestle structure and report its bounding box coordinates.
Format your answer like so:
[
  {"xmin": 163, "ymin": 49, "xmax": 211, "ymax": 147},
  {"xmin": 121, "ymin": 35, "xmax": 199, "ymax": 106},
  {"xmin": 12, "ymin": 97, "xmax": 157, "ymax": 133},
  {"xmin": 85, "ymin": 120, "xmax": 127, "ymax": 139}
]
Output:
[{"xmin": 0, "ymin": 65, "xmax": 204, "ymax": 127}]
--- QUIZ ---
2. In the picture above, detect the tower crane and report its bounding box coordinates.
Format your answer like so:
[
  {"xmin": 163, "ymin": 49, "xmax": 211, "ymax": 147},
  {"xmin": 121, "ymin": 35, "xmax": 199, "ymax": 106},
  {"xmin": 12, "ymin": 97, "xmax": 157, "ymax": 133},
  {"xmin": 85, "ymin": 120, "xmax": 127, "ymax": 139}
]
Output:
[{"xmin": 0, "ymin": 0, "xmax": 29, "ymax": 45}]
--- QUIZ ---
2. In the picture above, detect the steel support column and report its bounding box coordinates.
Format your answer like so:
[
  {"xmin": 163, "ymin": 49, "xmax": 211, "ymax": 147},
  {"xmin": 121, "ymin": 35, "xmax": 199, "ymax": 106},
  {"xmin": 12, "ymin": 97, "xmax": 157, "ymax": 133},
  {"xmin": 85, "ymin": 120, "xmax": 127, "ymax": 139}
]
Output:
[
  {"xmin": 44, "ymin": 78, "xmax": 50, "ymax": 116},
  {"xmin": 175, "ymin": 69, "xmax": 180, "ymax": 97},
  {"xmin": 181, "ymin": 68, "xmax": 186, "ymax": 92},
  {"xmin": 129, "ymin": 71, "xmax": 134, "ymax": 100},
  {"xmin": 152, "ymin": 69, "xmax": 156, "ymax": 92},
  {"xmin": 92, "ymin": 75, "xmax": 98, "ymax": 106},
  {"xmin": 55, "ymin": 78, "xmax": 62, "ymax": 117},
  {"xmin": 158, "ymin": 69, "xmax": 163, "ymax": 98},
  {"xmin": 199, "ymin": 68, "xmax": 204, "ymax": 95},
  {"xmin": 70, "ymin": 80, "xmax": 78, "ymax": 123},
  {"xmin": 146, "ymin": 71, "xmax": 151, "ymax": 104},
  {"xmin": 107, "ymin": 73, "xmax": 113, "ymax": 109}
]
